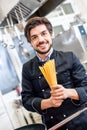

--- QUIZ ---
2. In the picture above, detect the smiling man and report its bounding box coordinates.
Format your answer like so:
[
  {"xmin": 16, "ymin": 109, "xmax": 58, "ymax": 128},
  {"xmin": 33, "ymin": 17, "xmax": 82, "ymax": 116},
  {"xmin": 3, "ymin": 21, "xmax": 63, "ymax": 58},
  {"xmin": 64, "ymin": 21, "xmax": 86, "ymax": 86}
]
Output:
[{"xmin": 21, "ymin": 16, "xmax": 87, "ymax": 130}]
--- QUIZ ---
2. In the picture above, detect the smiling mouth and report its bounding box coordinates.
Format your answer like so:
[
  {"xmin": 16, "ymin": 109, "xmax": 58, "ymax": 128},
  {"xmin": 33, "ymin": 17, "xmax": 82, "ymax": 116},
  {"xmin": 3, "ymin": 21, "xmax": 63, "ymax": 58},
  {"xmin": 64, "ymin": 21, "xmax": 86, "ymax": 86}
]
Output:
[{"xmin": 38, "ymin": 44, "xmax": 47, "ymax": 49}]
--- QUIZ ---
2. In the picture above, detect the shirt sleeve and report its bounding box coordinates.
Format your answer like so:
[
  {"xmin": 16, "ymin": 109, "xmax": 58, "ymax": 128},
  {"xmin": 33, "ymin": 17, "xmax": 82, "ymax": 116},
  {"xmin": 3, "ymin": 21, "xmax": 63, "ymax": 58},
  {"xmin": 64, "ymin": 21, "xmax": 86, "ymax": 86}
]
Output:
[{"xmin": 71, "ymin": 52, "xmax": 87, "ymax": 105}]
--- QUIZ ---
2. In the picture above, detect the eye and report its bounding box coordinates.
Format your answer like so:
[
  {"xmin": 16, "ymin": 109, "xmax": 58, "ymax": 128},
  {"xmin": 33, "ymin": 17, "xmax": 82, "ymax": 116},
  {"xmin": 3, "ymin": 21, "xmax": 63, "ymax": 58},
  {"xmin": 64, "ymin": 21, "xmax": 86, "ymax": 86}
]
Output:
[
  {"xmin": 42, "ymin": 31, "xmax": 48, "ymax": 36},
  {"xmin": 31, "ymin": 35, "xmax": 37, "ymax": 41}
]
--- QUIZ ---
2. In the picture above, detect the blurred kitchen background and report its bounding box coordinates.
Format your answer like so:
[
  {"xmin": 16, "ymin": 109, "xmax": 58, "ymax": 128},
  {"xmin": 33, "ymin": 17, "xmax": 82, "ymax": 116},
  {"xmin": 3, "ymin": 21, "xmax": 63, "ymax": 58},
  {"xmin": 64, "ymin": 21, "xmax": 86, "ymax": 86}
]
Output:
[{"xmin": 0, "ymin": 0, "xmax": 87, "ymax": 129}]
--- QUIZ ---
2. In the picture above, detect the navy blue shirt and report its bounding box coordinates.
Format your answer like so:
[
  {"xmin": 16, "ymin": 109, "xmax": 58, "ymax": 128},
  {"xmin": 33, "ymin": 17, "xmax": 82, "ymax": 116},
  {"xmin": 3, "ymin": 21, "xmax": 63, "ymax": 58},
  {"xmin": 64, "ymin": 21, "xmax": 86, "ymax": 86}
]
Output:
[{"xmin": 21, "ymin": 50, "xmax": 87, "ymax": 130}]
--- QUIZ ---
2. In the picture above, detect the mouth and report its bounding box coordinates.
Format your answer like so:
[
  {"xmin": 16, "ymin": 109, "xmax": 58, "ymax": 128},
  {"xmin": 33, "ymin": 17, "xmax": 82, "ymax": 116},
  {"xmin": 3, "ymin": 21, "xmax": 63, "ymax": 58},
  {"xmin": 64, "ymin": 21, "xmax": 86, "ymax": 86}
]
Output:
[
  {"xmin": 38, "ymin": 43, "xmax": 47, "ymax": 50},
  {"xmin": 37, "ymin": 42, "xmax": 47, "ymax": 48},
  {"xmin": 35, "ymin": 42, "xmax": 52, "ymax": 54}
]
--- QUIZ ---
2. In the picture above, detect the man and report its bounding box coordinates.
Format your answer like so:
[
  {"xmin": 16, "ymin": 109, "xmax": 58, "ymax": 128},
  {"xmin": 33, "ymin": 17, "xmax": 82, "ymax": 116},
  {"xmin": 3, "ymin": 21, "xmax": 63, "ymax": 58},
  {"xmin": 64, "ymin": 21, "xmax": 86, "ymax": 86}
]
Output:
[{"xmin": 21, "ymin": 16, "xmax": 87, "ymax": 130}]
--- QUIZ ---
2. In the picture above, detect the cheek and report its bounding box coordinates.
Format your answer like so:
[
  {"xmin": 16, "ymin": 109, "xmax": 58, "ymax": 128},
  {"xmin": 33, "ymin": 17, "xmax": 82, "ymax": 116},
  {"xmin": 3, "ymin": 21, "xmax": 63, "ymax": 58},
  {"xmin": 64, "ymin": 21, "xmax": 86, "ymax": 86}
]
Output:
[
  {"xmin": 49, "ymin": 38, "xmax": 52, "ymax": 44},
  {"xmin": 30, "ymin": 41, "xmax": 34, "ymax": 46},
  {"xmin": 47, "ymin": 35, "xmax": 53, "ymax": 42},
  {"xmin": 30, "ymin": 42, "xmax": 37, "ymax": 48}
]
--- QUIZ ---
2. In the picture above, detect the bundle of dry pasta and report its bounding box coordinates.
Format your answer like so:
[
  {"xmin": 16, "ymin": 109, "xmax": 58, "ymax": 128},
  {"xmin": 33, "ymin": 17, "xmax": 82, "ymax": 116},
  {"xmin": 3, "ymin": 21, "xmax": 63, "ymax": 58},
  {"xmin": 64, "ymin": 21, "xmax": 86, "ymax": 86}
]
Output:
[{"xmin": 39, "ymin": 59, "xmax": 57, "ymax": 91}]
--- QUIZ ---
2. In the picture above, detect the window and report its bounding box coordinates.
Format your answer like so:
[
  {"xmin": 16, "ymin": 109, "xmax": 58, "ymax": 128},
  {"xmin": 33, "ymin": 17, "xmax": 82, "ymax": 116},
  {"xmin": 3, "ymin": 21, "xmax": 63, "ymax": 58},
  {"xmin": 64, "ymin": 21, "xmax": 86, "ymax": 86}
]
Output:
[
  {"xmin": 62, "ymin": 3, "xmax": 74, "ymax": 14},
  {"xmin": 53, "ymin": 25, "xmax": 64, "ymax": 36}
]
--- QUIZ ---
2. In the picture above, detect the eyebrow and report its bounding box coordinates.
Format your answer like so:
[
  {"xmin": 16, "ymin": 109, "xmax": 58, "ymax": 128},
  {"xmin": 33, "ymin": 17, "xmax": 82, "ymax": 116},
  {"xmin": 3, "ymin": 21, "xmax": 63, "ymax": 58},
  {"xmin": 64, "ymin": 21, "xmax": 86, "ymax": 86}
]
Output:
[{"xmin": 31, "ymin": 30, "xmax": 48, "ymax": 37}]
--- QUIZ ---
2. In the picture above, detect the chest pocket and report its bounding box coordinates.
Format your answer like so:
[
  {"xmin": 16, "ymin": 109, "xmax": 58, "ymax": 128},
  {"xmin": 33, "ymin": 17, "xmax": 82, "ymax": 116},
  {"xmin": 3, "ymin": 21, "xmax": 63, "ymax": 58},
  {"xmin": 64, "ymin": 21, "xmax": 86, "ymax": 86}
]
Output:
[{"xmin": 56, "ymin": 63, "xmax": 73, "ymax": 88}]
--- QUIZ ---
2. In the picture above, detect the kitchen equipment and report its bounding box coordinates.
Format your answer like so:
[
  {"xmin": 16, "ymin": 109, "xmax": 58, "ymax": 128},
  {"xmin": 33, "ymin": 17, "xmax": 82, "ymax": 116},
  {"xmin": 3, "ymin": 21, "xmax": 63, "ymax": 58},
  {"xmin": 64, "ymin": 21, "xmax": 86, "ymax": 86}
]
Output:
[
  {"xmin": 15, "ymin": 123, "xmax": 47, "ymax": 130},
  {"xmin": 14, "ymin": 9, "xmax": 30, "ymax": 59},
  {"xmin": 19, "ymin": 44, "xmax": 30, "ymax": 59}
]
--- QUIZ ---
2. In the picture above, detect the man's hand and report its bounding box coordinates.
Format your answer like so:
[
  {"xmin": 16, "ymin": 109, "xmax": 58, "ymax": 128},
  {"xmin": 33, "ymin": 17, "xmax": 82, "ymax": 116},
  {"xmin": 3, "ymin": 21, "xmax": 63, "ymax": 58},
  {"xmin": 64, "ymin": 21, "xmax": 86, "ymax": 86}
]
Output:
[
  {"xmin": 50, "ymin": 84, "xmax": 79, "ymax": 101},
  {"xmin": 49, "ymin": 96, "xmax": 63, "ymax": 107},
  {"xmin": 41, "ymin": 84, "xmax": 79, "ymax": 110}
]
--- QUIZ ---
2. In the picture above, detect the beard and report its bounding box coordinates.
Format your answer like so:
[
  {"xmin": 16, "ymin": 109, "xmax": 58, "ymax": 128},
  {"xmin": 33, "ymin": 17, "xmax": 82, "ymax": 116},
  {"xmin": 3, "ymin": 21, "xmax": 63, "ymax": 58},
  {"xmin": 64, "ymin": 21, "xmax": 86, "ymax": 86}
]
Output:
[{"xmin": 34, "ymin": 43, "xmax": 52, "ymax": 54}]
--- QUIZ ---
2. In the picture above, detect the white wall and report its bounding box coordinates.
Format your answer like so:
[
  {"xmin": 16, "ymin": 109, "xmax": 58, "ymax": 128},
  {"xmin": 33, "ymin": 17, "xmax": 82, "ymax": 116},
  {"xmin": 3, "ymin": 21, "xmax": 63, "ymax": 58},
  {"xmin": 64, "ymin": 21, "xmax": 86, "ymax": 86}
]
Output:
[{"xmin": 73, "ymin": 0, "xmax": 87, "ymax": 21}]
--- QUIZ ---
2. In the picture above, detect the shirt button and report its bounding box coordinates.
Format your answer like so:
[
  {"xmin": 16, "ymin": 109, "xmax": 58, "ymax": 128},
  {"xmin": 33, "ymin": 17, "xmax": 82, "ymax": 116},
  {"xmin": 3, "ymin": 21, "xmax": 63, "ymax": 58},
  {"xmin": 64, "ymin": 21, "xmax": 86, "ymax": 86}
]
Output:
[
  {"xmin": 63, "ymin": 114, "xmax": 66, "ymax": 118},
  {"xmin": 42, "ymin": 89, "xmax": 45, "ymax": 92},
  {"xmin": 50, "ymin": 116, "xmax": 53, "ymax": 119},
  {"xmin": 39, "ymin": 76, "xmax": 41, "ymax": 79}
]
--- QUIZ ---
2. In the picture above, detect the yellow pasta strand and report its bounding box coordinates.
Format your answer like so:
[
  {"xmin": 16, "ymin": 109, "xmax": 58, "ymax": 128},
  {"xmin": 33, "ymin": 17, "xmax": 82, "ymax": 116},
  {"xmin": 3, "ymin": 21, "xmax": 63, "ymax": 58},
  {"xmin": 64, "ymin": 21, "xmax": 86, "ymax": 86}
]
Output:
[{"xmin": 39, "ymin": 59, "xmax": 57, "ymax": 90}]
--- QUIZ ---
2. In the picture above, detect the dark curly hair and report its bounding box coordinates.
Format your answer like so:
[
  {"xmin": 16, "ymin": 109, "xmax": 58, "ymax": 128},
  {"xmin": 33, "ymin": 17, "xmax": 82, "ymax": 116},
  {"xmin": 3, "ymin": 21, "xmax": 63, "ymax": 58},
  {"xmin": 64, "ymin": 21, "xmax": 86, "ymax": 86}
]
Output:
[{"xmin": 24, "ymin": 16, "xmax": 53, "ymax": 42}]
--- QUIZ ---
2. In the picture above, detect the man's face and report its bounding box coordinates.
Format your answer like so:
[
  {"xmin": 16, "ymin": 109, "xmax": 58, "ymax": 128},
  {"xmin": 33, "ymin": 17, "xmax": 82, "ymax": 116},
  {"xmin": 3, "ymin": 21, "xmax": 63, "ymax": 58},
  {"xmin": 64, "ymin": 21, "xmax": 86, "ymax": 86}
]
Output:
[{"xmin": 30, "ymin": 24, "xmax": 53, "ymax": 54}]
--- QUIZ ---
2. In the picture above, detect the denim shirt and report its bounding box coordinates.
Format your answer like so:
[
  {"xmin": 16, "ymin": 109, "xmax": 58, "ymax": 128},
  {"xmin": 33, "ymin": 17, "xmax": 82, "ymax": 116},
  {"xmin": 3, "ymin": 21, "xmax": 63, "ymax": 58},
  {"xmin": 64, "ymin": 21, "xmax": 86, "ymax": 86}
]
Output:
[{"xmin": 21, "ymin": 50, "xmax": 87, "ymax": 129}]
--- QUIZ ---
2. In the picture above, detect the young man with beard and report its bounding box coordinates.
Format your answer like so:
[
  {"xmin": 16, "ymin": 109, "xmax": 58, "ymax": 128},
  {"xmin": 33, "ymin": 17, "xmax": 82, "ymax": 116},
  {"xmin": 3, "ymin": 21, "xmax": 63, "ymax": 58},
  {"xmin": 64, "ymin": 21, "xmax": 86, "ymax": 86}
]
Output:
[{"xmin": 21, "ymin": 16, "xmax": 87, "ymax": 130}]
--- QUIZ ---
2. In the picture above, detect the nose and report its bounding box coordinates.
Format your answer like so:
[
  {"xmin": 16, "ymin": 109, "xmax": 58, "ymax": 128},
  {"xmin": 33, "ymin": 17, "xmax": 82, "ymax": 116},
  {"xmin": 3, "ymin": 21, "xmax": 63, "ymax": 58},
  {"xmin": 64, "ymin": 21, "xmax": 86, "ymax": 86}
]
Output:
[{"xmin": 38, "ymin": 35, "xmax": 44, "ymax": 42}]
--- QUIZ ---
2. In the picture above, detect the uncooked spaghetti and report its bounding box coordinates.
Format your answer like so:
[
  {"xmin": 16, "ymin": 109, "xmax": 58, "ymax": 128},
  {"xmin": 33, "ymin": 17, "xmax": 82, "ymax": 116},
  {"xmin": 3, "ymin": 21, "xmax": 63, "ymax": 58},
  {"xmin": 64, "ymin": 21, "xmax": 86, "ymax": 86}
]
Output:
[{"xmin": 39, "ymin": 59, "xmax": 57, "ymax": 90}]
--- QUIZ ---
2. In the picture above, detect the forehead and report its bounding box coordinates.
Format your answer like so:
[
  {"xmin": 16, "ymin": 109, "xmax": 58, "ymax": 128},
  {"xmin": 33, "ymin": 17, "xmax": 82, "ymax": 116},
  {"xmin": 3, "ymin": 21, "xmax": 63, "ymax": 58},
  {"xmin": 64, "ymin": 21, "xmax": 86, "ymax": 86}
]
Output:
[{"xmin": 30, "ymin": 24, "xmax": 48, "ymax": 36}]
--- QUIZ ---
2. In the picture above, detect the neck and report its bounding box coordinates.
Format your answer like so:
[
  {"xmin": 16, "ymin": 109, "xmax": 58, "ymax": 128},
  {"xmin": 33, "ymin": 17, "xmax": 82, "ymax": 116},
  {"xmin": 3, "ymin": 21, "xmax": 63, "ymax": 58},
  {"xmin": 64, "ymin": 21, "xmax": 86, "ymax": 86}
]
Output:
[{"xmin": 38, "ymin": 53, "xmax": 49, "ymax": 60}]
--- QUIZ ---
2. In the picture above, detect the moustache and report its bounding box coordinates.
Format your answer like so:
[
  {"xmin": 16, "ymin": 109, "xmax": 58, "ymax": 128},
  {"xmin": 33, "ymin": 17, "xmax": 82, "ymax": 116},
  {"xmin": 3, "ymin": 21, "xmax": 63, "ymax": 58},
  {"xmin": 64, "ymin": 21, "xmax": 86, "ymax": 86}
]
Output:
[{"xmin": 37, "ymin": 42, "xmax": 45, "ymax": 47}]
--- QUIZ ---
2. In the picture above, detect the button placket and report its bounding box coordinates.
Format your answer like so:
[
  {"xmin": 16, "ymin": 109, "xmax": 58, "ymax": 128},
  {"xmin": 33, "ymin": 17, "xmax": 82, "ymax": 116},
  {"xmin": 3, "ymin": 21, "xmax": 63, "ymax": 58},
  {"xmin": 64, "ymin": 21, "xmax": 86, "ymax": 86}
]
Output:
[
  {"xmin": 50, "ymin": 116, "xmax": 53, "ymax": 119},
  {"xmin": 39, "ymin": 76, "xmax": 41, "ymax": 79},
  {"xmin": 63, "ymin": 114, "xmax": 66, "ymax": 118},
  {"xmin": 42, "ymin": 89, "xmax": 45, "ymax": 92}
]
